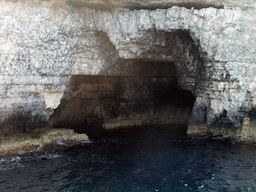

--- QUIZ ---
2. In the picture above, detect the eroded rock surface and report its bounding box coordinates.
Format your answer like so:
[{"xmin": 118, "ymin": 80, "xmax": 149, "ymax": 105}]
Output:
[
  {"xmin": 0, "ymin": 0, "xmax": 255, "ymax": 138},
  {"xmin": 0, "ymin": 127, "xmax": 89, "ymax": 157}
]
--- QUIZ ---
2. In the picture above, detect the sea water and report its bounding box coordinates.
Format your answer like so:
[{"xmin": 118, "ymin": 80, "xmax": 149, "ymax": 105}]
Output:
[{"xmin": 0, "ymin": 126, "xmax": 256, "ymax": 191}]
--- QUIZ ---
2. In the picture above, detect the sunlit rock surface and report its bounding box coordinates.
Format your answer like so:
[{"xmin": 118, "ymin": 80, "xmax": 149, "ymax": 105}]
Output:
[
  {"xmin": 0, "ymin": 0, "xmax": 255, "ymax": 139},
  {"xmin": 0, "ymin": 127, "xmax": 89, "ymax": 157}
]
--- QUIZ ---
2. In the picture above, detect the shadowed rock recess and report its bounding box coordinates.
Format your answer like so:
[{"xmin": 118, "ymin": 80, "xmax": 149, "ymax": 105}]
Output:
[{"xmin": 0, "ymin": 0, "xmax": 256, "ymax": 140}]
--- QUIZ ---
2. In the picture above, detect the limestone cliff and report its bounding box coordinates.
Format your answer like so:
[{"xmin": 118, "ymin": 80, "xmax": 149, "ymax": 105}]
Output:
[{"xmin": 0, "ymin": 0, "xmax": 255, "ymax": 139}]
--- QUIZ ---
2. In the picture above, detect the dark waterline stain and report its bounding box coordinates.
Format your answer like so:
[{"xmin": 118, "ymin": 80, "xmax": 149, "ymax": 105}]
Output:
[{"xmin": 68, "ymin": 1, "xmax": 224, "ymax": 11}]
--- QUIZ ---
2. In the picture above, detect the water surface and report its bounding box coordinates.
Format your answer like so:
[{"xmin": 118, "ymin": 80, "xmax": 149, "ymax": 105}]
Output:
[{"xmin": 0, "ymin": 126, "xmax": 256, "ymax": 191}]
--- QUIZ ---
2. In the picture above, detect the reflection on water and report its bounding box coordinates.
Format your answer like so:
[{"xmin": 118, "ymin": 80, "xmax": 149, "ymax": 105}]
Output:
[{"xmin": 0, "ymin": 126, "xmax": 256, "ymax": 191}]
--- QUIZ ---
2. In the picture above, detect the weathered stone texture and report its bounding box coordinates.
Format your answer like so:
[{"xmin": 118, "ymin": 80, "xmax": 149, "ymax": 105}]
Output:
[{"xmin": 0, "ymin": 0, "xmax": 255, "ymax": 137}]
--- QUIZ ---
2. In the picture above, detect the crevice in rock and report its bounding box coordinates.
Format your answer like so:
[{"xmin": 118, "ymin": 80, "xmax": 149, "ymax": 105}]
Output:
[
  {"xmin": 68, "ymin": 1, "xmax": 224, "ymax": 11},
  {"xmin": 121, "ymin": 2, "xmax": 224, "ymax": 10}
]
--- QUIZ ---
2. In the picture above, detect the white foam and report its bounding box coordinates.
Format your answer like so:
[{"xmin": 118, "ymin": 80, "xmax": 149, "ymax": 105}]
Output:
[
  {"xmin": 56, "ymin": 140, "xmax": 67, "ymax": 145},
  {"xmin": 81, "ymin": 140, "xmax": 93, "ymax": 144},
  {"xmin": 37, "ymin": 153, "xmax": 61, "ymax": 159}
]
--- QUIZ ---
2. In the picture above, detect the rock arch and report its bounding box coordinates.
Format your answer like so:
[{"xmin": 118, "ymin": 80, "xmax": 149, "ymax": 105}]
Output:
[
  {"xmin": 49, "ymin": 28, "xmax": 202, "ymax": 137},
  {"xmin": 0, "ymin": 2, "xmax": 255, "ymax": 139}
]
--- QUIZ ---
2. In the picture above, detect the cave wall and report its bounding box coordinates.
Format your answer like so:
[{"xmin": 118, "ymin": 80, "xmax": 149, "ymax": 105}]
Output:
[{"xmin": 0, "ymin": 0, "xmax": 256, "ymax": 138}]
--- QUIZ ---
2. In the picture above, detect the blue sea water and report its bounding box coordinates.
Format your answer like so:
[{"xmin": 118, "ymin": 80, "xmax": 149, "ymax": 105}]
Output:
[{"xmin": 0, "ymin": 126, "xmax": 256, "ymax": 191}]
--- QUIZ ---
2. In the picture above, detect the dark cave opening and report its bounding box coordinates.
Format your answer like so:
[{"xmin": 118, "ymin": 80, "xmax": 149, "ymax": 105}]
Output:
[
  {"xmin": 150, "ymin": 74, "xmax": 195, "ymax": 109},
  {"xmin": 49, "ymin": 60, "xmax": 196, "ymax": 139},
  {"xmin": 48, "ymin": 25, "xmax": 203, "ymax": 140}
]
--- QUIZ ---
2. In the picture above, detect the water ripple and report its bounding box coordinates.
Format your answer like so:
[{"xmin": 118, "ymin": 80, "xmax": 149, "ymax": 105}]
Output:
[{"xmin": 1, "ymin": 129, "xmax": 256, "ymax": 191}]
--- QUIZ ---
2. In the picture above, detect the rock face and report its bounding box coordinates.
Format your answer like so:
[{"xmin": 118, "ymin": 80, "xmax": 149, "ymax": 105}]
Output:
[
  {"xmin": 0, "ymin": 127, "xmax": 89, "ymax": 157},
  {"xmin": 0, "ymin": 0, "xmax": 255, "ymax": 138}
]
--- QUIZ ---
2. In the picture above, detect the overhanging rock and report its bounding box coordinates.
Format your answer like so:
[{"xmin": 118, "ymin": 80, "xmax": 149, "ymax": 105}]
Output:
[{"xmin": 0, "ymin": 0, "xmax": 255, "ymax": 139}]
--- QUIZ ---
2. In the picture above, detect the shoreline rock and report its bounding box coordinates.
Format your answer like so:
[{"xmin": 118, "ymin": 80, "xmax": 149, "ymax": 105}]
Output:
[
  {"xmin": 187, "ymin": 116, "xmax": 256, "ymax": 140},
  {"xmin": 0, "ymin": 127, "xmax": 89, "ymax": 158}
]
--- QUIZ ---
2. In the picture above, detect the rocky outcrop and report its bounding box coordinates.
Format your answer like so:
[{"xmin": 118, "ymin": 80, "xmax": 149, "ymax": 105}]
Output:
[
  {"xmin": 0, "ymin": 127, "xmax": 89, "ymax": 157},
  {"xmin": 0, "ymin": 0, "xmax": 255, "ymax": 139}
]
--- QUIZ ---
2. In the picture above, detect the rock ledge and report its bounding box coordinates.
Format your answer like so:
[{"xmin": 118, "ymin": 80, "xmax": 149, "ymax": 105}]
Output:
[{"xmin": 0, "ymin": 128, "xmax": 89, "ymax": 157}]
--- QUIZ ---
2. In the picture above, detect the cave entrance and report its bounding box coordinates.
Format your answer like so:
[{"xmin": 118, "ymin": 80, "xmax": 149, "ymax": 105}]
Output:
[{"xmin": 49, "ymin": 59, "xmax": 196, "ymax": 139}]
